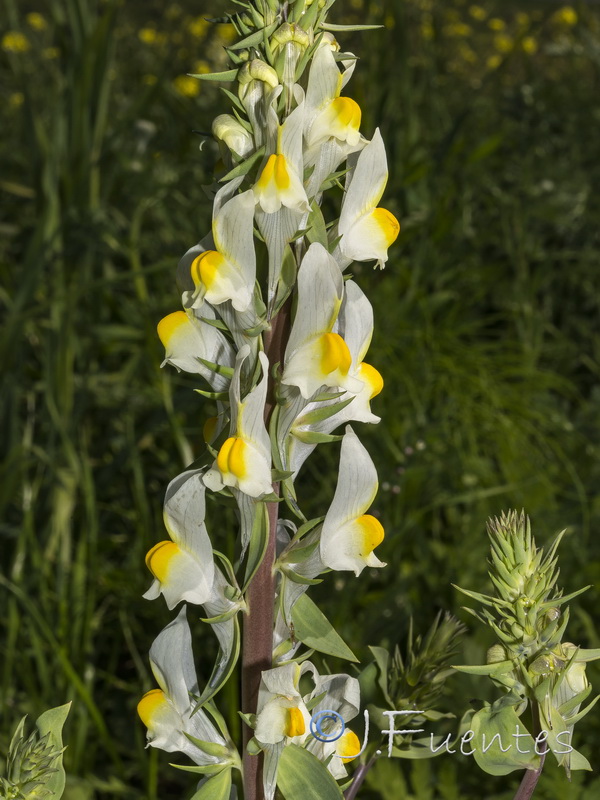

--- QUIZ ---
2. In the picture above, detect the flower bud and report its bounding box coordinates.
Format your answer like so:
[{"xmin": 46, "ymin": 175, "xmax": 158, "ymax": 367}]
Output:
[
  {"xmin": 238, "ymin": 59, "xmax": 279, "ymax": 89},
  {"xmin": 486, "ymin": 644, "xmax": 507, "ymax": 664},
  {"xmin": 212, "ymin": 114, "xmax": 254, "ymax": 158}
]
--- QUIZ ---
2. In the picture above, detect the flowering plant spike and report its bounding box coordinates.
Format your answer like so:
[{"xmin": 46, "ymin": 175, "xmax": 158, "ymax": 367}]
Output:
[{"xmin": 139, "ymin": 2, "xmax": 399, "ymax": 798}]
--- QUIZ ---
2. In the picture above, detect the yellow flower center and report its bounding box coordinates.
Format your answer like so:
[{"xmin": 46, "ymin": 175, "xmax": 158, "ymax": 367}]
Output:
[
  {"xmin": 157, "ymin": 311, "xmax": 188, "ymax": 347},
  {"xmin": 371, "ymin": 208, "xmax": 400, "ymax": 247},
  {"xmin": 217, "ymin": 436, "xmax": 248, "ymax": 479},
  {"xmin": 190, "ymin": 250, "xmax": 226, "ymax": 290},
  {"xmin": 319, "ymin": 333, "xmax": 352, "ymax": 376},
  {"xmin": 336, "ymin": 729, "xmax": 361, "ymax": 762},
  {"xmin": 356, "ymin": 514, "xmax": 385, "ymax": 556},
  {"xmin": 257, "ymin": 154, "xmax": 291, "ymax": 192},
  {"xmin": 357, "ymin": 362, "xmax": 384, "ymax": 398},
  {"xmin": 331, "ymin": 96, "xmax": 361, "ymax": 131},
  {"xmin": 137, "ymin": 689, "xmax": 167, "ymax": 728},
  {"xmin": 285, "ymin": 707, "xmax": 306, "ymax": 738},
  {"xmin": 145, "ymin": 541, "xmax": 180, "ymax": 581}
]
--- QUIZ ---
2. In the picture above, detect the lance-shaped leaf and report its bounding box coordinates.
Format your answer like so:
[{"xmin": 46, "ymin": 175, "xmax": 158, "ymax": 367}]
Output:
[
  {"xmin": 137, "ymin": 607, "xmax": 232, "ymax": 767},
  {"xmin": 277, "ymin": 745, "xmax": 344, "ymax": 800},
  {"xmin": 196, "ymin": 566, "xmax": 244, "ymax": 705},
  {"xmin": 204, "ymin": 347, "xmax": 272, "ymax": 498},
  {"xmin": 157, "ymin": 306, "xmax": 234, "ymax": 392},
  {"xmin": 143, "ymin": 470, "xmax": 216, "ymax": 610},
  {"xmin": 282, "ymin": 244, "xmax": 363, "ymax": 400},
  {"xmin": 337, "ymin": 129, "xmax": 400, "ymax": 269},
  {"xmin": 469, "ymin": 703, "xmax": 540, "ymax": 776},
  {"xmin": 320, "ymin": 427, "xmax": 386, "ymax": 576}
]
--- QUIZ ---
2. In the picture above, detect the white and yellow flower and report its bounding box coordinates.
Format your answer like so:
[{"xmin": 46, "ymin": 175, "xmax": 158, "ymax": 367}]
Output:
[
  {"xmin": 305, "ymin": 41, "xmax": 362, "ymax": 149},
  {"xmin": 137, "ymin": 607, "xmax": 232, "ymax": 766},
  {"xmin": 156, "ymin": 306, "xmax": 234, "ymax": 391},
  {"xmin": 187, "ymin": 184, "xmax": 256, "ymax": 313},
  {"xmin": 303, "ymin": 40, "xmax": 366, "ymax": 198},
  {"xmin": 337, "ymin": 129, "xmax": 400, "ymax": 268},
  {"xmin": 254, "ymin": 98, "xmax": 310, "ymax": 215},
  {"xmin": 203, "ymin": 347, "xmax": 272, "ymax": 498},
  {"xmin": 320, "ymin": 427, "xmax": 386, "ymax": 576},
  {"xmin": 143, "ymin": 470, "xmax": 215, "ymax": 610},
  {"xmin": 282, "ymin": 243, "xmax": 363, "ymax": 399},
  {"xmin": 287, "ymin": 280, "xmax": 383, "ymax": 475}
]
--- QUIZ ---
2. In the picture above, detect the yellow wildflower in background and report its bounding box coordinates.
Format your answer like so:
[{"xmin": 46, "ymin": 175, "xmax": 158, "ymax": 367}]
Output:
[
  {"xmin": 26, "ymin": 12, "xmax": 47, "ymax": 31},
  {"xmin": 194, "ymin": 60, "xmax": 211, "ymax": 75},
  {"xmin": 516, "ymin": 12, "xmax": 530, "ymax": 27},
  {"xmin": 139, "ymin": 28, "xmax": 159, "ymax": 45},
  {"xmin": 469, "ymin": 6, "xmax": 487, "ymax": 21},
  {"xmin": 555, "ymin": 7, "xmax": 578, "ymax": 26},
  {"xmin": 522, "ymin": 37, "xmax": 538, "ymax": 55},
  {"xmin": 173, "ymin": 75, "xmax": 200, "ymax": 97},
  {"xmin": 216, "ymin": 24, "xmax": 237, "ymax": 44},
  {"xmin": 9, "ymin": 92, "xmax": 24, "ymax": 108},
  {"xmin": 143, "ymin": 74, "xmax": 158, "ymax": 86},
  {"xmin": 2, "ymin": 32, "xmax": 30, "ymax": 53},
  {"xmin": 42, "ymin": 47, "xmax": 60, "ymax": 59},
  {"xmin": 494, "ymin": 34, "xmax": 513, "ymax": 54},
  {"xmin": 189, "ymin": 16, "xmax": 209, "ymax": 38},
  {"xmin": 487, "ymin": 54, "xmax": 502, "ymax": 70},
  {"xmin": 488, "ymin": 18, "xmax": 506, "ymax": 31},
  {"xmin": 444, "ymin": 23, "xmax": 472, "ymax": 37}
]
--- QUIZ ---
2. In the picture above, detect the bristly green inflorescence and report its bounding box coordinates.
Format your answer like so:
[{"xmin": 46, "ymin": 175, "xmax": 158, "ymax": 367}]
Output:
[
  {"xmin": 455, "ymin": 510, "xmax": 600, "ymax": 776},
  {"xmin": 1, "ymin": 722, "xmax": 63, "ymax": 800}
]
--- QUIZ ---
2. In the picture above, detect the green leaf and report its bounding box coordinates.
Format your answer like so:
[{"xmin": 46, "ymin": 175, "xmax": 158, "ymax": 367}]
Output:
[
  {"xmin": 196, "ymin": 616, "xmax": 241, "ymax": 705},
  {"xmin": 219, "ymin": 145, "xmax": 266, "ymax": 183},
  {"xmin": 291, "ymin": 593, "xmax": 358, "ymax": 662},
  {"xmin": 183, "ymin": 733, "xmax": 231, "ymax": 760},
  {"xmin": 282, "ymin": 566, "xmax": 322, "ymax": 585},
  {"xmin": 295, "ymin": 397, "xmax": 354, "ymax": 426},
  {"xmin": 293, "ymin": 430, "xmax": 343, "ymax": 445},
  {"xmin": 242, "ymin": 502, "xmax": 270, "ymax": 593},
  {"xmin": 277, "ymin": 744, "xmax": 344, "ymax": 800},
  {"xmin": 35, "ymin": 702, "xmax": 71, "ymax": 799},
  {"xmin": 469, "ymin": 704, "xmax": 540, "ymax": 776},
  {"xmin": 228, "ymin": 22, "xmax": 279, "ymax": 50},
  {"xmin": 320, "ymin": 23, "xmax": 384, "ymax": 31},
  {"xmin": 197, "ymin": 358, "xmax": 235, "ymax": 378},
  {"xmin": 190, "ymin": 768, "xmax": 232, "ymax": 798},
  {"xmin": 190, "ymin": 69, "xmax": 239, "ymax": 81},
  {"xmin": 194, "ymin": 389, "xmax": 230, "ymax": 401},
  {"xmin": 306, "ymin": 201, "xmax": 328, "ymax": 248},
  {"xmin": 452, "ymin": 660, "xmax": 514, "ymax": 676}
]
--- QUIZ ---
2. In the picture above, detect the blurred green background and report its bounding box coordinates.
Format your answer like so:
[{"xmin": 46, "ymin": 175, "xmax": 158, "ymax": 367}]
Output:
[{"xmin": 1, "ymin": 0, "xmax": 599, "ymax": 797}]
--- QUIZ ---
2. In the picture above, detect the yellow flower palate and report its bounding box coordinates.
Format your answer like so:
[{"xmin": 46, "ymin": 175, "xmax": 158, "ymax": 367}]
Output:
[
  {"xmin": 145, "ymin": 541, "xmax": 180, "ymax": 582},
  {"xmin": 371, "ymin": 208, "xmax": 400, "ymax": 247},
  {"xmin": 337, "ymin": 729, "xmax": 361, "ymax": 762},
  {"xmin": 319, "ymin": 333, "xmax": 352, "ymax": 376},
  {"xmin": 285, "ymin": 707, "xmax": 306, "ymax": 738},
  {"xmin": 190, "ymin": 250, "xmax": 226, "ymax": 290},
  {"xmin": 157, "ymin": 311, "xmax": 188, "ymax": 347},
  {"xmin": 256, "ymin": 154, "xmax": 292, "ymax": 193},
  {"xmin": 356, "ymin": 514, "xmax": 385, "ymax": 557},
  {"xmin": 357, "ymin": 362, "xmax": 384, "ymax": 398},
  {"xmin": 137, "ymin": 689, "xmax": 167, "ymax": 727},
  {"xmin": 217, "ymin": 437, "xmax": 249, "ymax": 479}
]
